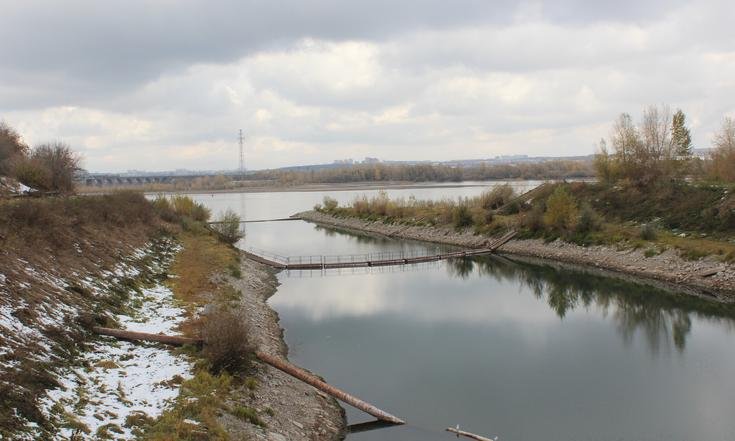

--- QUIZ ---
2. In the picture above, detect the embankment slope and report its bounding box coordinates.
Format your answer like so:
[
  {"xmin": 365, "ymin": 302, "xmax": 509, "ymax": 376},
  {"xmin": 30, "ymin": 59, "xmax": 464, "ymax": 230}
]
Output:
[{"xmin": 298, "ymin": 210, "xmax": 735, "ymax": 302}]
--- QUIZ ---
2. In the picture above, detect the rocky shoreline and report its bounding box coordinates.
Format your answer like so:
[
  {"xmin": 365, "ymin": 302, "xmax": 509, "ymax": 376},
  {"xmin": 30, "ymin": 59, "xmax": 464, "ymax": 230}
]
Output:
[
  {"xmin": 298, "ymin": 210, "xmax": 735, "ymax": 303},
  {"xmin": 222, "ymin": 253, "xmax": 346, "ymax": 440}
]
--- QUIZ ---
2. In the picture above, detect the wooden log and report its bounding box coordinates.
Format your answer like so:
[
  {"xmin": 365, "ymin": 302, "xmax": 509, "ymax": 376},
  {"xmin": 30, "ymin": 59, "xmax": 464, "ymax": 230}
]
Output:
[
  {"xmin": 93, "ymin": 327, "xmax": 202, "ymax": 346},
  {"xmin": 93, "ymin": 327, "xmax": 405, "ymax": 425},
  {"xmin": 446, "ymin": 427, "xmax": 494, "ymax": 441},
  {"xmin": 255, "ymin": 351, "xmax": 405, "ymax": 425}
]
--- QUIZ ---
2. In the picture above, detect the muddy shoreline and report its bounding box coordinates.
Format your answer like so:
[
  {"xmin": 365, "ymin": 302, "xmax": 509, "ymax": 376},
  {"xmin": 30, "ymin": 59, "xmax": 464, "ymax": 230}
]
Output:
[
  {"xmin": 223, "ymin": 253, "xmax": 346, "ymax": 440},
  {"xmin": 298, "ymin": 210, "xmax": 735, "ymax": 303}
]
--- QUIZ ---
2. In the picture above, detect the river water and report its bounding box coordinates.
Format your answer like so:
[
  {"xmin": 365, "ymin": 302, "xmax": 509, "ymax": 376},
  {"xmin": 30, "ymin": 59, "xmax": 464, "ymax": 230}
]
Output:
[{"xmin": 187, "ymin": 183, "xmax": 735, "ymax": 441}]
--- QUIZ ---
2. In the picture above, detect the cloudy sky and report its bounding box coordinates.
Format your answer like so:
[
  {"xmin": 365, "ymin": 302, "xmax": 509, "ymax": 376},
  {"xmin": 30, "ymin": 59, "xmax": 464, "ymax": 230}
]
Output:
[{"xmin": 1, "ymin": 1, "xmax": 733, "ymax": 172}]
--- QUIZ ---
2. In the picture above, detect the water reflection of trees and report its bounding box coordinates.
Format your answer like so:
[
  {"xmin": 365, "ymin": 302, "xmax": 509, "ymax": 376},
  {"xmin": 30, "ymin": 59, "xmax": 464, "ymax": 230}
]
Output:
[
  {"xmin": 312, "ymin": 224, "xmax": 451, "ymax": 252},
  {"xmin": 446, "ymin": 256, "xmax": 735, "ymax": 353}
]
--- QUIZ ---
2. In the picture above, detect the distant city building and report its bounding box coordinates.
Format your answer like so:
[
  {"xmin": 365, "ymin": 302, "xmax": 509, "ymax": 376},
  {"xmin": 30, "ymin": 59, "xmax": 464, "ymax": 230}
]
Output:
[{"xmin": 363, "ymin": 157, "xmax": 380, "ymax": 164}]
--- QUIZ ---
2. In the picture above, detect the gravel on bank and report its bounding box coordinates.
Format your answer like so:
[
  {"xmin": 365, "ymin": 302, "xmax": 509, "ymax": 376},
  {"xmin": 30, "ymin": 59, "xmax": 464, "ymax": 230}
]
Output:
[
  {"xmin": 219, "ymin": 255, "xmax": 346, "ymax": 440},
  {"xmin": 298, "ymin": 210, "xmax": 735, "ymax": 303}
]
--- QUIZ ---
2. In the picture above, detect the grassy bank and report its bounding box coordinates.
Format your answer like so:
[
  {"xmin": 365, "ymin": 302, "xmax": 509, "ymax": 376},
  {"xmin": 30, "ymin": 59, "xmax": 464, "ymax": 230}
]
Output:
[
  {"xmin": 315, "ymin": 181, "xmax": 735, "ymax": 263},
  {"xmin": 0, "ymin": 192, "xmax": 269, "ymax": 439},
  {"xmin": 0, "ymin": 192, "xmax": 179, "ymax": 436}
]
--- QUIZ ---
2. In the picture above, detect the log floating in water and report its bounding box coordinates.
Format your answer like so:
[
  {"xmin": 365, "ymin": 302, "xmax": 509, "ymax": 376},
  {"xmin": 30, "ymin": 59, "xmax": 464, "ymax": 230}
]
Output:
[
  {"xmin": 256, "ymin": 351, "xmax": 405, "ymax": 425},
  {"xmin": 446, "ymin": 427, "xmax": 494, "ymax": 441},
  {"xmin": 92, "ymin": 327, "xmax": 203, "ymax": 346}
]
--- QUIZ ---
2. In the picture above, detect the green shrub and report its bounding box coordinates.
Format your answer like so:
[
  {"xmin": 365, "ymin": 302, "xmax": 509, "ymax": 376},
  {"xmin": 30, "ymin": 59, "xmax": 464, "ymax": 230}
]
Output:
[
  {"xmin": 231, "ymin": 406, "xmax": 266, "ymax": 427},
  {"xmin": 640, "ymin": 223, "xmax": 657, "ymax": 241},
  {"xmin": 452, "ymin": 204, "xmax": 473, "ymax": 229},
  {"xmin": 520, "ymin": 204, "xmax": 545, "ymax": 233},
  {"xmin": 544, "ymin": 186, "xmax": 578, "ymax": 232},
  {"xmin": 170, "ymin": 195, "xmax": 211, "ymax": 221},
  {"xmin": 477, "ymin": 184, "xmax": 515, "ymax": 210},
  {"xmin": 210, "ymin": 209, "xmax": 243, "ymax": 245},
  {"xmin": 322, "ymin": 196, "xmax": 339, "ymax": 212},
  {"xmin": 576, "ymin": 204, "xmax": 602, "ymax": 234}
]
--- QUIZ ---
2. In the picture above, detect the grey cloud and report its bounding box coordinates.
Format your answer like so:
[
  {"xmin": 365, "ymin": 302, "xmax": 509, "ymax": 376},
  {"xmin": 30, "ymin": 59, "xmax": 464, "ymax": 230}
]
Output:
[
  {"xmin": 0, "ymin": 0, "xmax": 696, "ymax": 110},
  {"xmin": 1, "ymin": 0, "xmax": 733, "ymax": 171}
]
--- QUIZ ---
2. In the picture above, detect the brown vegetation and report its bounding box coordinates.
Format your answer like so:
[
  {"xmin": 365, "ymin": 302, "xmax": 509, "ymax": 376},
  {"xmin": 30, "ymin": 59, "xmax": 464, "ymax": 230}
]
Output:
[
  {"xmin": 594, "ymin": 105, "xmax": 693, "ymax": 187},
  {"xmin": 0, "ymin": 121, "xmax": 82, "ymax": 194},
  {"xmin": 708, "ymin": 117, "xmax": 735, "ymax": 182},
  {"xmin": 0, "ymin": 192, "xmax": 225, "ymax": 437},
  {"xmin": 321, "ymin": 178, "xmax": 735, "ymax": 263},
  {"xmin": 0, "ymin": 121, "xmax": 28, "ymax": 176},
  {"xmin": 209, "ymin": 209, "xmax": 244, "ymax": 245},
  {"xmin": 202, "ymin": 306, "xmax": 254, "ymax": 374},
  {"xmin": 250, "ymin": 159, "xmax": 594, "ymax": 185}
]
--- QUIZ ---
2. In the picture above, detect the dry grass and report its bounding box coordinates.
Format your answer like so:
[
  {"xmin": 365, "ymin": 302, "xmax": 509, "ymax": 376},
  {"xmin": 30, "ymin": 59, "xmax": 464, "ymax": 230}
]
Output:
[
  {"xmin": 137, "ymin": 370, "xmax": 233, "ymax": 441},
  {"xmin": 168, "ymin": 232, "xmax": 239, "ymax": 305},
  {"xmin": 202, "ymin": 306, "xmax": 254, "ymax": 374}
]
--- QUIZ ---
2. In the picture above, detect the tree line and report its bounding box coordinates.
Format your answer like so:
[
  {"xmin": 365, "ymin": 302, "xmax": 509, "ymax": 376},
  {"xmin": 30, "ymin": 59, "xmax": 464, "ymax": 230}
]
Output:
[
  {"xmin": 249, "ymin": 159, "xmax": 594, "ymax": 185},
  {"xmin": 0, "ymin": 121, "xmax": 81, "ymax": 193},
  {"xmin": 594, "ymin": 105, "xmax": 735, "ymax": 186}
]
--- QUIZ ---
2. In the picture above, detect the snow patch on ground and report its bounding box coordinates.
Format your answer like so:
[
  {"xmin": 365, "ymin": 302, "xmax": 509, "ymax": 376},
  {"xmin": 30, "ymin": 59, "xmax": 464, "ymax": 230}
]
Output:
[{"xmin": 41, "ymin": 281, "xmax": 193, "ymax": 439}]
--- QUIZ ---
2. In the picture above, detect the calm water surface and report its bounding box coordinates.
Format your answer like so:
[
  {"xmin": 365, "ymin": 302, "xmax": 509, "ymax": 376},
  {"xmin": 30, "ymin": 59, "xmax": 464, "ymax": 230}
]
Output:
[{"xmin": 191, "ymin": 187, "xmax": 735, "ymax": 441}]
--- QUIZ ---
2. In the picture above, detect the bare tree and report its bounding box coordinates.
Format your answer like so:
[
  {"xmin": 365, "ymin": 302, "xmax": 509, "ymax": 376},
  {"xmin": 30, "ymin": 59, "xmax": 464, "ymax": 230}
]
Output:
[
  {"xmin": 0, "ymin": 121, "xmax": 28, "ymax": 175},
  {"xmin": 27, "ymin": 142, "xmax": 82, "ymax": 193},
  {"xmin": 640, "ymin": 105, "xmax": 674, "ymax": 161},
  {"xmin": 713, "ymin": 117, "xmax": 735, "ymax": 151},
  {"xmin": 599, "ymin": 105, "xmax": 690, "ymax": 186},
  {"xmin": 610, "ymin": 113, "xmax": 640, "ymax": 166},
  {"xmin": 709, "ymin": 117, "xmax": 735, "ymax": 182}
]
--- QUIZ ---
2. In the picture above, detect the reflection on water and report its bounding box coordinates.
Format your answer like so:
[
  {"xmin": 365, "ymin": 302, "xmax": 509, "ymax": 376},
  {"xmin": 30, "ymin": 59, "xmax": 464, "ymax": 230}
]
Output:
[
  {"xmin": 271, "ymin": 240, "xmax": 735, "ymax": 441},
  {"xmin": 189, "ymin": 190, "xmax": 735, "ymax": 441},
  {"xmin": 447, "ymin": 256, "xmax": 735, "ymax": 354}
]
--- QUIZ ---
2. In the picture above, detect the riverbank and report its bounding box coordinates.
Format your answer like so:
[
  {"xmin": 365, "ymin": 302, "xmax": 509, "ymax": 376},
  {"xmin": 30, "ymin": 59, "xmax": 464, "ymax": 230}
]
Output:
[
  {"xmin": 221, "ymin": 252, "xmax": 346, "ymax": 440},
  {"xmin": 0, "ymin": 193, "xmax": 345, "ymax": 439},
  {"xmin": 79, "ymin": 180, "xmax": 528, "ymax": 196},
  {"xmin": 298, "ymin": 210, "xmax": 735, "ymax": 302}
]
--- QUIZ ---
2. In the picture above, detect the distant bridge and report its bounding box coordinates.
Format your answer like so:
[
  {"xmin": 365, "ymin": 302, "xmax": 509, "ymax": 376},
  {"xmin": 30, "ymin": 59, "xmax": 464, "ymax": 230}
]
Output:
[
  {"xmin": 244, "ymin": 230, "xmax": 517, "ymax": 270},
  {"xmin": 77, "ymin": 171, "xmax": 248, "ymax": 187}
]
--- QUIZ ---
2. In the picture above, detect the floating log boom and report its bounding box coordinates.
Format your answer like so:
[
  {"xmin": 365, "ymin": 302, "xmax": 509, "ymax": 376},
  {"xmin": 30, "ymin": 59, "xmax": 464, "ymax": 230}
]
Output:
[
  {"xmin": 256, "ymin": 351, "xmax": 405, "ymax": 425},
  {"xmin": 245, "ymin": 230, "xmax": 517, "ymax": 270},
  {"xmin": 446, "ymin": 427, "xmax": 494, "ymax": 441}
]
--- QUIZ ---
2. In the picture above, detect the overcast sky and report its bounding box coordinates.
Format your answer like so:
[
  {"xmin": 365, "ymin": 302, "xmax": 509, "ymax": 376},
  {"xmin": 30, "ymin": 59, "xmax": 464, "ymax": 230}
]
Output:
[{"xmin": 1, "ymin": 1, "xmax": 733, "ymax": 172}]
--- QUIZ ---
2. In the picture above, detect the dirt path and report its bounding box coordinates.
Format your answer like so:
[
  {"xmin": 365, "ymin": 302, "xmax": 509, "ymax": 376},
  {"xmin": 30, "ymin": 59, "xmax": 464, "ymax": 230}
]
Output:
[
  {"xmin": 298, "ymin": 210, "xmax": 735, "ymax": 302},
  {"xmin": 219, "ymin": 254, "xmax": 346, "ymax": 440}
]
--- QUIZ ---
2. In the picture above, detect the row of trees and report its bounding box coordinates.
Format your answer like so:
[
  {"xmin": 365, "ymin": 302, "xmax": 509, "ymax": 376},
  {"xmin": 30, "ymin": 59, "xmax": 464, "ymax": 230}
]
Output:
[
  {"xmin": 595, "ymin": 106, "xmax": 735, "ymax": 185},
  {"xmin": 250, "ymin": 159, "xmax": 594, "ymax": 185},
  {"xmin": 0, "ymin": 121, "xmax": 81, "ymax": 193}
]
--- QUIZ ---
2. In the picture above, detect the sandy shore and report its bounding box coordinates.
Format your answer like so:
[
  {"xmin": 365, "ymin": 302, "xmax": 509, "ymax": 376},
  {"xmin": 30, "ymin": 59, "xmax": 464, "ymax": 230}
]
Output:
[
  {"xmin": 298, "ymin": 210, "xmax": 735, "ymax": 302},
  {"xmin": 220, "ymin": 254, "xmax": 346, "ymax": 440}
]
